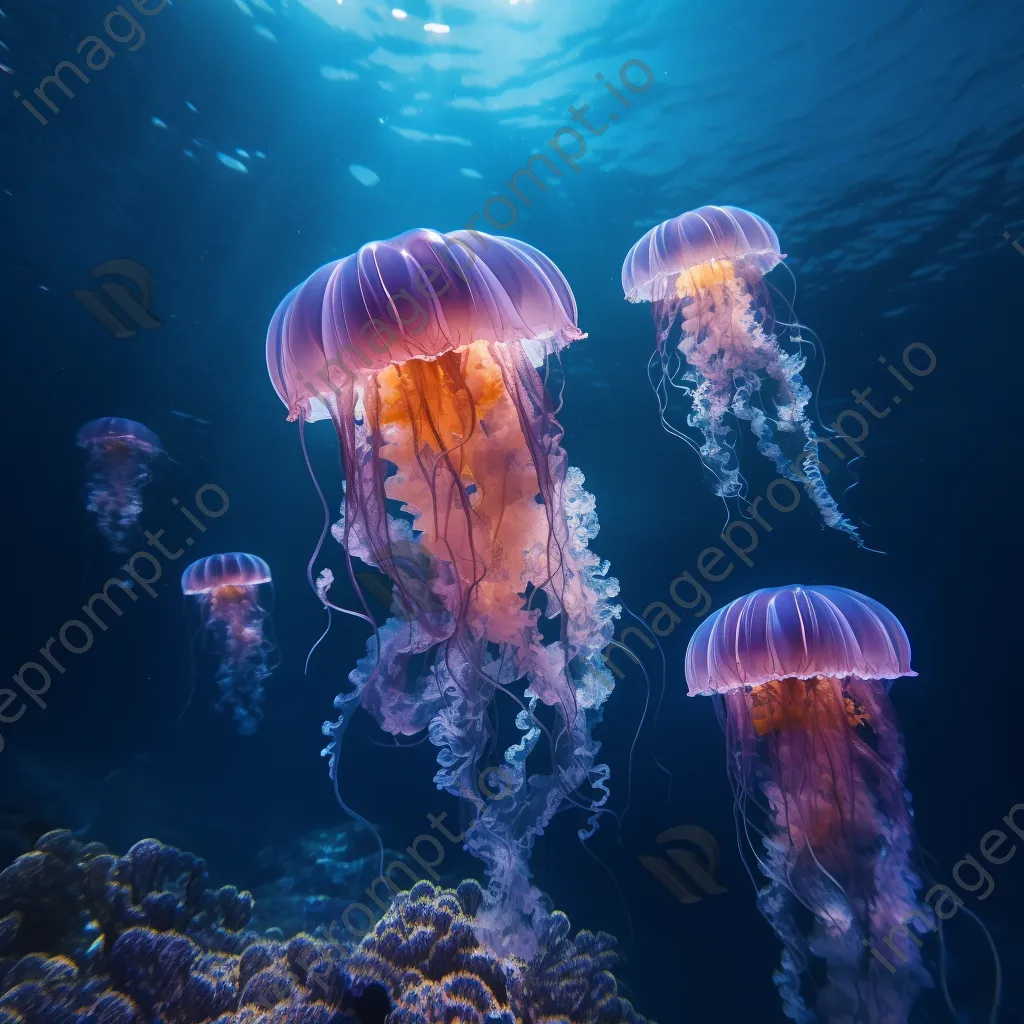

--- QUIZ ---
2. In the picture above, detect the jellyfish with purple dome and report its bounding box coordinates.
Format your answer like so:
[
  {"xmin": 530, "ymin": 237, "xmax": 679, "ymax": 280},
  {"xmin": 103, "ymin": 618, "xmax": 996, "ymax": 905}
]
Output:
[
  {"xmin": 181, "ymin": 552, "xmax": 276, "ymax": 735},
  {"xmin": 623, "ymin": 206, "xmax": 862, "ymax": 546},
  {"xmin": 686, "ymin": 585, "xmax": 931, "ymax": 1022},
  {"xmin": 266, "ymin": 227, "xmax": 619, "ymax": 955},
  {"xmin": 76, "ymin": 417, "xmax": 162, "ymax": 553}
]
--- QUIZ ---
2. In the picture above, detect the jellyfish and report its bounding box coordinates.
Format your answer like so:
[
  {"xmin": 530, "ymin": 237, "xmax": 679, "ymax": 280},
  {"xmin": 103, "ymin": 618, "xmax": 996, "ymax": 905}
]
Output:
[
  {"xmin": 180, "ymin": 552, "xmax": 276, "ymax": 735},
  {"xmin": 76, "ymin": 416, "xmax": 162, "ymax": 553},
  {"xmin": 622, "ymin": 206, "xmax": 863, "ymax": 546},
  {"xmin": 266, "ymin": 227, "xmax": 620, "ymax": 955},
  {"xmin": 685, "ymin": 584, "xmax": 931, "ymax": 1023}
]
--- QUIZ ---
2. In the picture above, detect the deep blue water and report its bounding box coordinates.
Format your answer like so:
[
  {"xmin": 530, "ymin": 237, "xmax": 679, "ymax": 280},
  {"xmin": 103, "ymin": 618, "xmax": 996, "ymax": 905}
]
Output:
[{"xmin": 1, "ymin": 0, "xmax": 1022, "ymax": 1021}]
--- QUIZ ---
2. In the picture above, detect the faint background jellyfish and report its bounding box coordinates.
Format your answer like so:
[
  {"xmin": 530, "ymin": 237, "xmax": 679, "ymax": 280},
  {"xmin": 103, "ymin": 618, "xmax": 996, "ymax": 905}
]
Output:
[
  {"xmin": 622, "ymin": 206, "xmax": 864, "ymax": 546},
  {"xmin": 180, "ymin": 552, "xmax": 277, "ymax": 735},
  {"xmin": 76, "ymin": 416, "xmax": 162, "ymax": 553},
  {"xmin": 685, "ymin": 584, "xmax": 930, "ymax": 1023},
  {"xmin": 266, "ymin": 227, "xmax": 620, "ymax": 956}
]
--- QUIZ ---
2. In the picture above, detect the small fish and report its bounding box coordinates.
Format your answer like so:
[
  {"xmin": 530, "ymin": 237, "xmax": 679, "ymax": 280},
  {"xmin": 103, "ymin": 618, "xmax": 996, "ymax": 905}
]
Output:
[
  {"xmin": 233, "ymin": 0, "xmax": 253, "ymax": 14},
  {"xmin": 186, "ymin": 101, "xmax": 198, "ymax": 113},
  {"xmin": 217, "ymin": 152, "xmax": 248, "ymax": 173},
  {"xmin": 349, "ymin": 164, "xmax": 379, "ymax": 187},
  {"xmin": 235, "ymin": 148, "xmax": 250, "ymax": 159},
  {"xmin": 320, "ymin": 65, "xmax": 357, "ymax": 81},
  {"xmin": 151, "ymin": 116, "xmax": 168, "ymax": 129},
  {"xmin": 0, "ymin": 61, "xmax": 11, "ymax": 75},
  {"xmin": 183, "ymin": 149, "xmax": 195, "ymax": 158},
  {"xmin": 254, "ymin": 150, "xmax": 266, "ymax": 159},
  {"xmin": 459, "ymin": 168, "xmax": 482, "ymax": 179},
  {"xmin": 170, "ymin": 409, "xmax": 212, "ymax": 425},
  {"xmin": 249, "ymin": 0, "xmax": 275, "ymax": 13},
  {"xmin": 253, "ymin": 24, "xmax": 276, "ymax": 41}
]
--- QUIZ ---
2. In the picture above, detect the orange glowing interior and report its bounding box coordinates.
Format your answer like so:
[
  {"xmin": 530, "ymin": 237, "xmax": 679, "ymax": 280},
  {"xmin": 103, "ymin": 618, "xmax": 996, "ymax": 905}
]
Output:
[
  {"xmin": 674, "ymin": 259, "xmax": 736, "ymax": 298},
  {"xmin": 748, "ymin": 676, "xmax": 871, "ymax": 736},
  {"xmin": 366, "ymin": 340, "xmax": 555, "ymax": 646}
]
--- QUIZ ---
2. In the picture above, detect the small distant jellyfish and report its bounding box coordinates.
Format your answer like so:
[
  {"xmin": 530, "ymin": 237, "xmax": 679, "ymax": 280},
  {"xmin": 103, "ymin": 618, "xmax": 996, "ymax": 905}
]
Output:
[
  {"xmin": 180, "ymin": 552, "xmax": 276, "ymax": 735},
  {"xmin": 686, "ymin": 585, "xmax": 931, "ymax": 1023},
  {"xmin": 622, "ymin": 206, "xmax": 863, "ymax": 546},
  {"xmin": 76, "ymin": 417, "xmax": 162, "ymax": 553}
]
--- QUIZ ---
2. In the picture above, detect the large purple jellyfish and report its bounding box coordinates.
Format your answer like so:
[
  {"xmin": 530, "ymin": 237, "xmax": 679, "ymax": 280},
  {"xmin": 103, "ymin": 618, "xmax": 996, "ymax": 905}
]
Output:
[
  {"xmin": 76, "ymin": 417, "xmax": 162, "ymax": 553},
  {"xmin": 266, "ymin": 227, "xmax": 619, "ymax": 955},
  {"xmin": 622, "ymin": 206, "xmax": 863, "ymax": 546},
  {"xmin": 181, "ymin": 552, "xmax": 276, "ymax": 735},
  {"xmin": 686, "ymin": 585, "xmax": 931, "ymax": 1023}
]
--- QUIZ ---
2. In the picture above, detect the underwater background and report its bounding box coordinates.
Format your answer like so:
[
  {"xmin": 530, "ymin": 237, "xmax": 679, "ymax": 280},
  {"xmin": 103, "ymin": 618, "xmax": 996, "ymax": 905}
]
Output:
[{"xmin": 1, "ymin": 0, "xmax": 1022, "ymax": 1021}]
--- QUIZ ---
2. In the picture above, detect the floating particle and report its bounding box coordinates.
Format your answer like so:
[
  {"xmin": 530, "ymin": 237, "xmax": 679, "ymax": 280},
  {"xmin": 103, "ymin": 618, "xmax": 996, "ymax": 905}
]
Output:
[
  {"xmin": 413, "ymin": 91, "xmax": 430, "ymax": 100},
  {"xmin": 217, "ymin": 152, "xmax": 249, "ymax": 173},
  {"xmin": 399, "ymin": 105, "xmax": 418, "ymax": 116},
  {"xmin": 233, "ymin": 0, "xmax": 253, "ymax": 14},
  {"xmin": 423, "ymin": 22, "xmax": 449, "ymax": 33},
  {"xmin": 253, "ymin": 24, "xmax": 276, "ymax": 40},
  {"xmin": 171, "ymin": 409, "xmax": 212, "ymax": 425},
  {"xmin": 348, "ymin": 164, "xmax": 379, "ymax": 187},
  {"xmin": 320, "ymin": 65, "xmax": 357, "ymax": 81},
  {"xmin": 389, "ymin": 125, "xmax": 470, "ymax": 146},
  {"xmin": 459, "ymin": 168, "xmax": 482, "ymax": 179},
  {"xmin": 186, "ymin": 101, "xmax": 198, "ymax": 112},
  {"xmin": 236, "ymin": 148, "xmax": 250, "ymax": 159},
  {"xmin": 151, "ymin": 116, "xmax": 168, "ymax": 128}
]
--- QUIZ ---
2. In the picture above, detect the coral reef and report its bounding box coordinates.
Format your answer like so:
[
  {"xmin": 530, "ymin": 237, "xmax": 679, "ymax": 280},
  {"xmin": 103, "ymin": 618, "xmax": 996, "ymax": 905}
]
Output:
[
  {"xmin": 342, "ymin": 879, "xmax": 651, "ymax": 1024},
  {"xmin": 0, "ymin": 832, "xmax": 653, "ymax": 1024}
]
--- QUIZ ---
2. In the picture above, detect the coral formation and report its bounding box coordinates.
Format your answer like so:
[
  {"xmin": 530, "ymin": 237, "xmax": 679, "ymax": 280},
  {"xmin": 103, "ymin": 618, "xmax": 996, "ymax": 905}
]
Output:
[{"xmin": 0, "ymin": 832, "xmax": 652, "ymax": 1024}]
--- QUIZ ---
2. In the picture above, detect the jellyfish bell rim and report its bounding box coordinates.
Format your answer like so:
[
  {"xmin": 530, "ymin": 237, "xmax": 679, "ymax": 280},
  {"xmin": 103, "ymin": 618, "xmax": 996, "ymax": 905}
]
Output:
[
  {"xmin": 180, "ymin": 553, "xmax": 273, "ymax": 595},
  {"xmin": 76, "ymin": 417, "xmax": 163, "ymax": 453},
  {"xmin": 267, "ymin": 227, "xmax": 586, "ymax": 421},
  {"xmin": 621, "ymin": 205, "xmax": 787, "ymax": 304},
  {"xmin": 684, "ymin": 583, "xmax": 918, "ymax": 698}
]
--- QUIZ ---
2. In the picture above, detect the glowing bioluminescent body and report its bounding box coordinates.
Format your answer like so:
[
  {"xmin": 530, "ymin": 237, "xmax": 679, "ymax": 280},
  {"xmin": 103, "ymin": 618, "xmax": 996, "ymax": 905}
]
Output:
[
  {"xmin": 181, "ymin": 552, "xmax": 276, "ymax": 735},
  {"xmin": 623, "ymin": 206, "xmax": 863, "ymax": 546},
  {"xmin": 267, "ymin": 227, "xmax": 619, "ymax": 955},
  {"xmin": 76, "ymin": 417, "xmax": 162, "ymax": 553},
  {"xmin": 686, "ymin": 585, "xmax": 929, "ymax": 1022}
]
